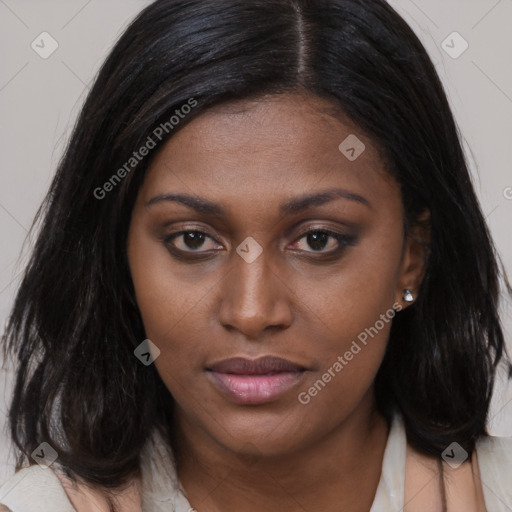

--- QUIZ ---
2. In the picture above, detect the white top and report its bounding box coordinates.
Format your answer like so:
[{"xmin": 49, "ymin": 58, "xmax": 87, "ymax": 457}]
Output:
[{"xmin": 1, "ymin": 414, "xmax": 511, "ymax": 511}]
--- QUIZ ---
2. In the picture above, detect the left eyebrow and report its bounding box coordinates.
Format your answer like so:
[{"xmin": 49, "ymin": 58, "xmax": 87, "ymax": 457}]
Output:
[
  {"xmin": 279, "ymin": 188, "xmax": 371, "ymax": 215},
  {"xmin": 145, "ymin": 187, "xmax": 371, "ymax": 215}
]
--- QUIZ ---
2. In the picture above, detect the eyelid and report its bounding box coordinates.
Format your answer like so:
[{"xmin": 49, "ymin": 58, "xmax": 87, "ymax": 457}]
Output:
[
  {"xmin": 292, "ymin": 221, "xmax": 356, "ymax": 239},
  {"xmin": 293, "ymin": 224, "xmax": 349, "ymax": 238},
  {"xmin": 162, "ymin": 224, "xmax": 357, "ymax": 258},
  {"xmin": 163, "ymin": 228, "xmax": 222, "ymax": 250},
  {"xmin": 289, "ymin": 227, "xmax": 357, "ymax": 252}
]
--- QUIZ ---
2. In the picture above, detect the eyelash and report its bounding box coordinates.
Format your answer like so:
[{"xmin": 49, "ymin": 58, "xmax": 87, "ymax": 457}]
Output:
[{"xmin": 162, "ymin": 227, "xmax": 356, "ymax": 260}]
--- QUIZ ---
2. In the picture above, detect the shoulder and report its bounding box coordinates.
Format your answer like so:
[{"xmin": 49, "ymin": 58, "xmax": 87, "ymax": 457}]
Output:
[
  {"xmin": 476, "ymin": 432, "xmax": 512, "ymax": 464},
  {"xmin": 0, "ymin": 465, "xmax": 141, "ymax": 512},
  {"xmin": 403, "ymin": 433, "xmax": 512, "ymax": 512},
  {"xmin": 0, "ymin": 465, "xmax": 76, "ymax": 512},
  {"xmin": 475, "ymin": 433, "xmax": 512, "ymax": 509}
]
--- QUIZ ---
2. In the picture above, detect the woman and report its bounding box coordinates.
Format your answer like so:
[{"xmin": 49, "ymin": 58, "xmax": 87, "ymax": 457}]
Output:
[{"xmin": 1, "ymin": 0, "xmax": 511, "ymax": 510}]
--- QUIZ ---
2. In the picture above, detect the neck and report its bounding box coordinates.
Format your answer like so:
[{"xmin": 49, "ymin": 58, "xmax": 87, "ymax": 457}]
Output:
[{"xmin": 173, "ymin": 391, "xmax": 389, "ymax": 512}]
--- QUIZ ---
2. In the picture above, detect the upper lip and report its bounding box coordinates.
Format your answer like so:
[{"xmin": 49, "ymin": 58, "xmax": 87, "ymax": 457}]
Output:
[{"xmin": 207, "ymin": 356, "xmax": 306, "ymax": 375}]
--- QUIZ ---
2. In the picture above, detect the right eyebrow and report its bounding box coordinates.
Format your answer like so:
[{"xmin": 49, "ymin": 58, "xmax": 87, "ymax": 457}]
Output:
[{"xmin": 146, "ymin": 193, "xmax": 225, "ymax": 216}]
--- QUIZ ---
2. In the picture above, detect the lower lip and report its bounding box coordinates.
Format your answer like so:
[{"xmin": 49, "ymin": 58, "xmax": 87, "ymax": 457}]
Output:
[{"xmin": 207, "ymin": 371, "xmax": 305, "ymax": 405}]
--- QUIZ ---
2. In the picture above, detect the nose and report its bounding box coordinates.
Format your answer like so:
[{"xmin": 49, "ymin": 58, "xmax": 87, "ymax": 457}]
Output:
[{"xmin": 218, "ymin": 245, "xmax": 293, "ymax": 339}]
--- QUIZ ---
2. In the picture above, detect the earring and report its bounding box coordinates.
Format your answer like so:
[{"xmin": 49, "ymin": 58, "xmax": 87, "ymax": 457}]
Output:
[{"xmin": 403, "ymin": 289, "xmax": 414, "ymax": 302}]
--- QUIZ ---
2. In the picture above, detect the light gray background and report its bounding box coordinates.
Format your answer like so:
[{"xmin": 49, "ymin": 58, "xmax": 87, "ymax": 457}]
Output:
[{"xmin": 1, "ymin": 0, "xmax": 511, "ymax": 486}]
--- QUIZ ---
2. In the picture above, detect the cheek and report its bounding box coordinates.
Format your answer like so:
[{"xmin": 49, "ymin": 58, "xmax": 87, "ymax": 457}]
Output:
[
  {"xmin": 128, "ymin": 224, "xmax": 213, "ymax": 343},
  {"xmin": 129, "ymin": 276, "xmax": 208, "ymax": 386},
  {"xmin": 127, "ymin": 228, "xmax": 218, "ymax": 401},
  {"xmin": 130, "ymin": 268, "xmax": 207, "ymax": 404},
  {"xmin": 295, "ymin": 228, "xmax": 402, "ymax": 348},
  {"xmin": 291, "ymin": 235, "xmax": 402, "ymax": 405},
  {"xmin": 293, "ymin": 294, "xmax": 395, "ymax": 421}
]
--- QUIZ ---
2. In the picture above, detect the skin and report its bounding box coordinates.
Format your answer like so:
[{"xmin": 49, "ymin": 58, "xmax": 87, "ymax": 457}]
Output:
[{"xmin": 127, "ymin": 92, "xmax": 428, "ymax": 512}]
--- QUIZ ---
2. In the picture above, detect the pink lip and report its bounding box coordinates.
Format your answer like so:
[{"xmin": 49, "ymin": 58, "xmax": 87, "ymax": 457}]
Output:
[
  {"xmin": 207, "ymin": 371, "xmax": 305, "ymax": 404},
  {"xmin": 206, "ymin": 356, "xmax": 307, "ymax": 405}
]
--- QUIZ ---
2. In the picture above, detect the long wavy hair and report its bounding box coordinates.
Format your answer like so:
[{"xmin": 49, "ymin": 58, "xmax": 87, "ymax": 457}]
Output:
[{"xmin": 2, "ymin": 0, "xmax": 511, "ymax": 504}]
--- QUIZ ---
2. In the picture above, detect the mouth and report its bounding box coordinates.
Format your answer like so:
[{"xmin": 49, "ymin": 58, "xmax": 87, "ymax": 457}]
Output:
[{"xmin": 205, "ymin": 356, "xmax": 307, "ymax": 405}]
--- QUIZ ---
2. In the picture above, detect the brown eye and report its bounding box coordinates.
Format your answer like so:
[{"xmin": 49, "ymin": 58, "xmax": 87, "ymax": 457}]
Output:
[
  {"xmin": 304, "ymin": 231, "xmax": 331, "ymax": 251},
  {"xmin": 164, "ymin": 230, "xmax": 221, "ymax": 253},
  {"xmin": 290, "ymin": 229, "xmax": 356, "ymax": 254}
]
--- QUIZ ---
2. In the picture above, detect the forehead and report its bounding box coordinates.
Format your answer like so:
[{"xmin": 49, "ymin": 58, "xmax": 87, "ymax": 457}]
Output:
[{"xmin": 139, "ymin": 93, "xmax": 399, "ymax": 217}]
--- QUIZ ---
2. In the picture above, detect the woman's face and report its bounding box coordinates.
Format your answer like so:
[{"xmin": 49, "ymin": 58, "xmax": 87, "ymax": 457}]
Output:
[{"xmin": 127, "ymin": 93, "xmax": 422, "ymax": 457}]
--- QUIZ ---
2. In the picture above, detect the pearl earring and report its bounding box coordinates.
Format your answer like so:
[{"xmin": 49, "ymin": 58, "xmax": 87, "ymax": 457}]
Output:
[{"xmin": 403, "ymin": 289, "xmax": 414, "ymax": 302}]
